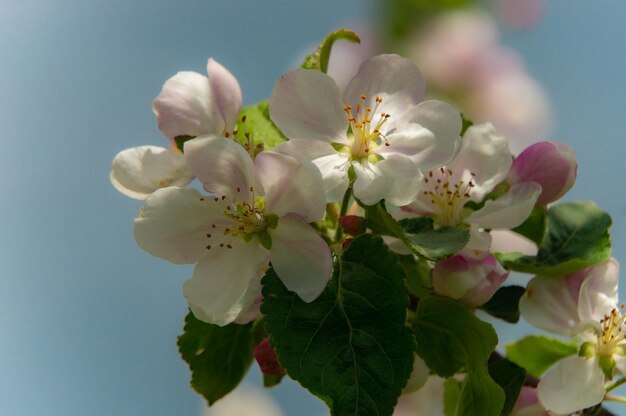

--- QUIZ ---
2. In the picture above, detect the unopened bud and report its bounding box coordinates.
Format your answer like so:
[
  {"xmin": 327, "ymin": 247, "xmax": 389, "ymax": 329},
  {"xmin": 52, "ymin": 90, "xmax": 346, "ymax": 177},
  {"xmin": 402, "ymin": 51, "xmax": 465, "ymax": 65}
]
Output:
[
  {"xmin": 339, "ymin": 215, "xmax": 366, "ymax": 236},
  {"xmin": 253, "ymin": 338, "xmax": 285, "ymax": 376},
  {"xmin": 508, "ymin": 141, "xmax": 577, "ymax": 205}
]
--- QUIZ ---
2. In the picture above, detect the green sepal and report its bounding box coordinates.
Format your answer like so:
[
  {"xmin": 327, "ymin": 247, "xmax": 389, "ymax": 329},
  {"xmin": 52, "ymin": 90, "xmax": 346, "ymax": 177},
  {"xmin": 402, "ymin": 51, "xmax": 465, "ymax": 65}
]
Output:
[
  {"xmin": 506, "ymin": 335, "xmax": 578, "ymax": 378},
  {"xmin": 261, "ymin": 234, "xmax": 415, "ymax": 416},
  {"xmin": 497, "ymin": 201, "xmax": 612, "ymax": 276},
  {"xmin": 460, "ymin": 115, "xmax": 473, "ymax": 136},
  {"xmin": 263, "ymin": 373, "xmax": 284, "ymax": 388},
  {"xmin": 301, "ymin": 29, "xmax": 360, "ymax": 73},
  {"xmin": 177, "ymin": 312, "xmax": 254, "ymax": 405},
  {"xmin": 480, "ymin": 286, "xmax": 525, "ymax": 323},
  {"xmin": 237, "ymin": 101, "xmax": 286, "ymax": 150}
]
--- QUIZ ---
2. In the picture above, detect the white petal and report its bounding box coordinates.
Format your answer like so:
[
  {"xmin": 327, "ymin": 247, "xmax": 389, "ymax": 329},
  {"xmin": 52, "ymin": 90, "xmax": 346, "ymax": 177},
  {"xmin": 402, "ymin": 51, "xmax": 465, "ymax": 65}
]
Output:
[
  {"xmin": 152, "ymin": 71, "xmax": 225, "ymax": 141},
  {"xmin": 448, "ymin": 123, "xmax": 512, "ymax": 200},
  {"xmin": 183, "ymin": 240, "xmax": 269, "ymax": 326},
  {"xmin": 519, "ymin": 275, "xmax": 580, "ymax": 336},
  {"xmin": 578, "ymin": 259, "xmax": 620, "ymax": 322},
  {"xmin": 344, "ymin": 54, "xmax": 425, "ymax": 119},
  {"xmin": 207, "ymin": 58, "xmax": 242, "ymax": 132},
  {"xmin": 184, "ymin": 135, "xmax": 257, "ymax": 202},
  {"xmin": 537, "ymin": 356, "xmax": 605, "ymax": 415},
  {"xmin": 269, "ymin": 214, "xmax": 332, "ymax": 302},
  {"xmin": 614, "ymin": 354, "xmax": 626, "ymax": 377},
  {"xmin": 255, "ymin": 152, "xmax": 325, "ymax": 221},
  {"xmin": 269, "ymin": 69, "xmax": 348, "ymax": 143},
  {"xmin": 379, "ymin": 100, "xmax": 461, "ymax": 170},
  {"xmin": 272, "ymin": 139, "xmax": 349, "ymax": 203},
  {"xmin": 352, "ymin": 155, "xmax": 422, "ymax": 206},
  {"xmin": 110, "ymin": 145, "xmax": 194, "ymax": 200},
  {"xmin": 403, "ymin": 355, "xmax": 430, "ymax": 394},
  {"xmin": 466, "ymin": 182, "xmax": 541, "ymax": 229},
  {"xmin": 134, "ymin": 187, "xmax": 229, "ymax": 264}
]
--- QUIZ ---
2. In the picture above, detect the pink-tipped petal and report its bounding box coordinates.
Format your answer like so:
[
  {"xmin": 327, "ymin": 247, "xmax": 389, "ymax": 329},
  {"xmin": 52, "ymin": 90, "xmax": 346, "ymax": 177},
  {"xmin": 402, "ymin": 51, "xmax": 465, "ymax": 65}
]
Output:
[
  {"xmin": 207, "ymin": 58, "xmax": 243, "ymax": 133},
  {"xmin": 269, "ymin": 214, "xmax": 332, "ymax": 302},
  {"xmin": 152, "ymin": 71, "xmax": 226, "ymax": 141},
  {"xmin": 269, "ymin": 69, "xmax": 348, "ymax": 144},
  {"xmin": 255, "ymin": 151, "xmax": 326, "ymax": 221},
  {"xmin": 110, "ymin": 145, "xmax": 194, "ymax": 200},
  {"xmin": 344, "ymin": 54, "xmax": 425, "ymax": 120},
  {"xmin": 184, "ymin": 135, "xmax": 257, "ymax": 203}
]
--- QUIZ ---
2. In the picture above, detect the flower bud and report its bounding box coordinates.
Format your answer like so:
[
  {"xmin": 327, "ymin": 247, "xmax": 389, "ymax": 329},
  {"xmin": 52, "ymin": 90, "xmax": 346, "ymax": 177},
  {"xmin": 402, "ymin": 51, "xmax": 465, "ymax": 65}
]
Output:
[
  {"xmin": 339, "ymin": 215, "xmax": 366, "ymax": 236},
  {"xmin": 432, "ymin": 253, "xmax": 509, "ymax": 307},
  {"xmin": 508, "ymin": 141, "xmax": 577, "ymax": 205},
  {"xmin": 253, "ymin": 338, "xmax": 285, "ymax": 376},
  {"xmin": 511, "ymin": 386, "xmax": 547, "ymax": 416}
]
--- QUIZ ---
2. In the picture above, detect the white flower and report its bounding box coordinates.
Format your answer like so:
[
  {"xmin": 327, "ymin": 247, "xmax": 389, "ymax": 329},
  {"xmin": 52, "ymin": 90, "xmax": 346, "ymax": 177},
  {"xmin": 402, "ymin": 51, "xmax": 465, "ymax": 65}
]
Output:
[
  {"xmin": 110, "ymin": 58, "xmax": 242, "ymax": 199},
  {"xmin": 269, "ymin": 54, "xmax": 461, "ymax": 206},
  {"xmin": 519, "ymin": 259, "xmax": 622, "ymax": 414},
  {"xmin": 397, "ymin": 123, "xmax": 541, "ymax": 251},
  {"xmin": 134, "ymin": 136, "xmax": 332, "ymax": 326}
]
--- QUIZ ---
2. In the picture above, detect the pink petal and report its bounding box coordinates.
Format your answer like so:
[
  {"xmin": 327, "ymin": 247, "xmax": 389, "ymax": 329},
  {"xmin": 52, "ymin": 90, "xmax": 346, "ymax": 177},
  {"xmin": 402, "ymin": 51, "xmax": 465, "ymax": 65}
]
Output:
[{"xmin": 207, "ymin": 58, "xmax": 242, "ymax": 133}]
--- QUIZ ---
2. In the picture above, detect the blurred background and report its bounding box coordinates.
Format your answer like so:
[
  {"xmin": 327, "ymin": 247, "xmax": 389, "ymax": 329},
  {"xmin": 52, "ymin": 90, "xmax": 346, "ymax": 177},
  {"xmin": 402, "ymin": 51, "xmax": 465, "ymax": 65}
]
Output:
[{"xmin": 1, "ymin": 0, "xmax": 625, "ymax": 414}]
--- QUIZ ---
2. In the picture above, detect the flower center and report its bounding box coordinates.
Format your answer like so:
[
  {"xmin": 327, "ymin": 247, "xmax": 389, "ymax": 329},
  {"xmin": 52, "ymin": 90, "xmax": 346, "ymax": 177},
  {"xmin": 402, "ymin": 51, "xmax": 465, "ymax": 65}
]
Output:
[
  {"xmin": 597, "ymin": 305, "xmax": 626, "ymax": 357},
  {"xmin": 343, "ymin": 94, "xmax": 391, "ymax": 160},
  {"xmin": 204, "ymin": 188, "xmax": 277, "ymax": 251},
  {"xmin": 422, "ymin": 167, "xmax": 476, "ymax": 227}
]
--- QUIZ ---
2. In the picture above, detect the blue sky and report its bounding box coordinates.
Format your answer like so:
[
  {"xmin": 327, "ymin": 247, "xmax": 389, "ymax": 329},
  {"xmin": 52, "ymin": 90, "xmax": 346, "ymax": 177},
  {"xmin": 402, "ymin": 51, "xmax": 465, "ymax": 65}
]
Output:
[{"xmin": 1, "ymin": 0, "xmax": 625, "ymax": 415}]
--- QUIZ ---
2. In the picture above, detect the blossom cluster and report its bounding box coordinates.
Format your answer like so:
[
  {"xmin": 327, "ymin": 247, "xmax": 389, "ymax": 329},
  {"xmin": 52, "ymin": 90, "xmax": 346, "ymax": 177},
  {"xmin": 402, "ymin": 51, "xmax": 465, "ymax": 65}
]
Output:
[{"xmin": 111, "ymin": 45, "xmax": 621, "ymax": 416}]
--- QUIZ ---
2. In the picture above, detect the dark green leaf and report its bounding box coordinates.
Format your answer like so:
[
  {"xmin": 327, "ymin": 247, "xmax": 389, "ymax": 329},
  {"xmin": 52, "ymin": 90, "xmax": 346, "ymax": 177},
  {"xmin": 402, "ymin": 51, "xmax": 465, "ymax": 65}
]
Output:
[
  {"xmin": 301, "ymin": 29, "xmax": 360, "ymax": 73},
  {"xmin": 488, "ymin": 359, "xmax": 526, "ymax": 416},
  {"xmin": 460, "ymin": 115, "xmax": 473, "ymax": 136},
  {"xmin": 413, "ymin": 297, "xmax": 504, "ymax": 416},
  {"xmin": 498, "ymin": 202, "xmax": 612, "ymax": 276},
  {"xmin": 237, "ymin": 101, "xmax": 287, "ymax": 150},
  {"xmin": 262, "ymin": 234, "xmax": 415, "ymax": 416},
  {"xmin": 512, "ymin": 206, "xmax": 547, "ymax": 246},
  {"xmin": 365, "ymin": 203, "xmax": 469, "ymax": 261},
  {"xmin": 177, "ymin": 312, "xmax": 254, "ymax": 405},
  {"xmin": 174, "ymin": 135, "xmax": 196, "ymax": 152},
  {"xmin": 506, "ymin": 335, "xmax": 578, "ymax": 378},
  {"xmin": 480, "ymin": 286, "xmax": 525, "ymax": 323}
]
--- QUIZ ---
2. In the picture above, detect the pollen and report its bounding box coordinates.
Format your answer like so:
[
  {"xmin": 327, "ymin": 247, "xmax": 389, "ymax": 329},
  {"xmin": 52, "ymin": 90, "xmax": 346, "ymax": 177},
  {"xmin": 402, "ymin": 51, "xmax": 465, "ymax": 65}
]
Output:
[
  {"xmin": 421, "ymin": 167, "xmax": 476, "ymax": 227},
  {"xmin": 344, "ymin": 94, "xmax": 392, "ymax": 160}
]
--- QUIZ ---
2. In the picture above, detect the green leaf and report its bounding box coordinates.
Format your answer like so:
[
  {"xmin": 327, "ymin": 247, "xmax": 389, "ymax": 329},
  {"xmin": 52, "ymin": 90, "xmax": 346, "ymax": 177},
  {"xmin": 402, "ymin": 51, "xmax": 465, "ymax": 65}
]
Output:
[
  {"xmin": 512, "ymin": 206, "xmax": 547, "ymax": 246},
  {"xmin": 262, "ymin": 234, "xmax": 415, "ymax": 416},
  {"xmin": 365, "ymin": 203, "xmax": 469, "ymax": 261},
  {"xmin": 460, "ymin": 115, "xmax": 473, "ymax": 137},
  {"xmin": 506, "ymin": 335, "xmax": 578, "ymax": 378},
  {"xmin": 237, "ymin": 101, "xmax": 287, "ymax": 150},
  {"xmin": 177, "ymin": 312, "xmax": 254, "ymax": 405},
  {"xmin": 498, "ymin": 201, "xmax": 612, "ymax": 276},
  {"xmin": 301, "ymin": 29, "xmax": 360, "ymax": 73},
  {"xmin": 488, "ymin": 359, "xmax": 526, "ymax": 416},
  {"xmin": 413, "ymin": 297, "xmax": 504, "ymax": 416},
  {"xmin": 444, "ymin": 378, "xmax": 463, "ymax": 416},
  {"xmin": 480, "ymin": 286, "xmax": 525, "ymax": 323}
]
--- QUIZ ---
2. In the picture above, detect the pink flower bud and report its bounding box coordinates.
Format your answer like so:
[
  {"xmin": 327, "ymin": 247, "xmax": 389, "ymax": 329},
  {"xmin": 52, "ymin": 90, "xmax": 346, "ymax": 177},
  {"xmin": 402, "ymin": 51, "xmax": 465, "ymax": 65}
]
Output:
[
  {"xmin": 253, "ymin": 338, "xmax": 285, "ymax": 376},
  {"xmin": 339, "ymin": 215, "xmax": 367, "ymax": 236},
  {"xmin": 511, "ymin": 387, "xmax": 548, "ymax": 416},
  {"xmin": 432, "ymin": 254, "xmax": 509, "ymax": 307},
  {"xmin": 508, "ymin": 141, "xmax": 577, "ymax": 205}
]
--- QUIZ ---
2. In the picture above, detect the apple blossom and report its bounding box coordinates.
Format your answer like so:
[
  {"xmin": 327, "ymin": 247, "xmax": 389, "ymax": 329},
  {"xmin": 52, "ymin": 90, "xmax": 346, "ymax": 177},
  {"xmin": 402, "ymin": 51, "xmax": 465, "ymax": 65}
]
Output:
[
  {"xmin": 519, "ymin": 259, "xmax": 623, "ymax": 414},
  {"xmin": 508, "ymin": 141, "xmax": 577, "ymax": 206},
  {"xmin": 432, "ymin": 252, "xmax": 509, "ymax": 307},
  {"xmin": 134, "ymin": 136, "xmax": 332, "ymax": 326},
  {"xmin": 397, "ymin": 123, "xmax": 541, "ymax": 251},
  {"xmin": 511, "ymin": 387, "xmax": 548, "ymax": 416},
  {"xmin": 110, "ymin": 58, "xmax": 242, "ymax": 199},
  {"xmin": 269, "ymin": 54, "xmax": 461, "ymax": 206}
]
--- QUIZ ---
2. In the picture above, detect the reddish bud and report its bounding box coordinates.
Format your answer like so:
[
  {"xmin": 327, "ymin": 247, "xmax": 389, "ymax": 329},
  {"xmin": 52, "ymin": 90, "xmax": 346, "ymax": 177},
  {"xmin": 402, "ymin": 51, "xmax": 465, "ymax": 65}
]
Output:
[
  {"xmin": 253, "ymin": 338, "xmax": 285, "ymax": 376},
  {"xmin": 339, "ymin": 215, "xmax": 366, "ymax": 235}
]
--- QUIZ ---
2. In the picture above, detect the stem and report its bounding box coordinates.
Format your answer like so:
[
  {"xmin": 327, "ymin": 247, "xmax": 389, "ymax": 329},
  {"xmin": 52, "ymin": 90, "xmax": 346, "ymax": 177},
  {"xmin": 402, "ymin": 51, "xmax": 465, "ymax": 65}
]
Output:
[
  {"xmin": 334, "ymin": 187, "xmax": 352, "ymax": 242},
  {"xmin": 606, "ymin": 377, "xmax": 626, "ymax": 393},
  {"xmin": 605, "ymin": 395, "xmax": 626, "ymax": 404}
]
